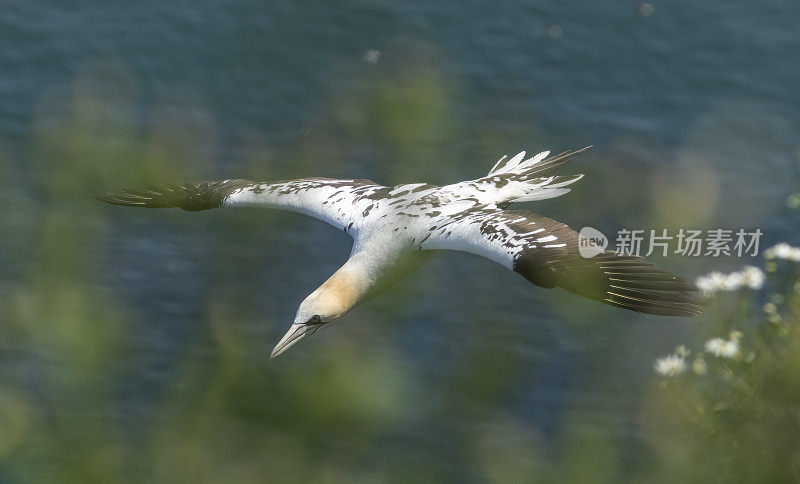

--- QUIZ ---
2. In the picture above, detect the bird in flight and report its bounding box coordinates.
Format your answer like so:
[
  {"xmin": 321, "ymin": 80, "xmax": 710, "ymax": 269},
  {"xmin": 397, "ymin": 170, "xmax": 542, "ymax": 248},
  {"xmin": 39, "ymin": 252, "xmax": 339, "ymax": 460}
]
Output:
[{"xmin": 95, "ymin": 147, "xmax": 702, "ymax": 357}]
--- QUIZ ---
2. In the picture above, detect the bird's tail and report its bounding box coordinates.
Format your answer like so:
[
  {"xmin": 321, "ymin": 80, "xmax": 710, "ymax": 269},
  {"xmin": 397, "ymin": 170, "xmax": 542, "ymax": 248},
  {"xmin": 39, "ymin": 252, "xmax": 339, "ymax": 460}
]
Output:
[
  {"xmin": 486, "ymin": 146, "xmax": 592, "ymax": 181},
  {"xmin": 456, "ymin": 147, "xmax": 591, "ymax": 207}
]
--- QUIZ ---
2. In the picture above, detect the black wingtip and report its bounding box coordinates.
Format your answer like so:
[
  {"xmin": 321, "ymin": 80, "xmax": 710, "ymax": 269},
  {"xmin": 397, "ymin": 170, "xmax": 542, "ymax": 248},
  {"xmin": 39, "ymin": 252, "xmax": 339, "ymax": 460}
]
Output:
[
  {"xmin": 514, "ymin": 236, "xmax": 705, "ymax": 318},
  {"xmin": 91, "ymin": 179, "xmax": 254, "ymax": 211},
  {"xmin": 92, "ymin": 191, "xmax": 154, "ymax": 207},
  {"xmin": 91, "ymin": 193, "xmax": 143, "ymax": 207}
]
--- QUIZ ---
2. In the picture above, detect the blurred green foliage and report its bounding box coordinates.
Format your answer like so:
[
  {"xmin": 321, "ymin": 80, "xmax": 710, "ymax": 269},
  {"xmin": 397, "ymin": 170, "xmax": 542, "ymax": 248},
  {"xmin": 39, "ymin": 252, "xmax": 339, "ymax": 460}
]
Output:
[
  {"xmin": 648, "ymin": 258, "xmax": 800, "ymax": 483},
  {"xmin": 0, "ymin": 56, "xmax": 798, "ymax": 484}
]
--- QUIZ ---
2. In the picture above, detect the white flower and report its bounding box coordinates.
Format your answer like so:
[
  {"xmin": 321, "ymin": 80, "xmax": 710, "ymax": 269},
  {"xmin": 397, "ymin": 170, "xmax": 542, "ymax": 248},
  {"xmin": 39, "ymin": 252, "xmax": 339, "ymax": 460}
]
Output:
[
  {"xmin": 695, "ymin": 267, "xmax": 765, "ymax": 295},
  {"xmin": 704, "ymin": 331, "xmax": 741, "ymax": 358},
  {"xmin": 765, "ymin": 243, "xmax": 800, "ymax": 262},
  {"xmin": 654, "ymin": 354, "xmax": 688, "ymax": 376},
  {"xmin": 705, "ymin": 338, "xmax": 731, "ymax": 357},
  {"xmin": 696, "ymin": 272, "xmax": 727, "ymax": 295},
  {"xmin": 740, "ymin": 266, "xmax": 765, "ymax": 289}
]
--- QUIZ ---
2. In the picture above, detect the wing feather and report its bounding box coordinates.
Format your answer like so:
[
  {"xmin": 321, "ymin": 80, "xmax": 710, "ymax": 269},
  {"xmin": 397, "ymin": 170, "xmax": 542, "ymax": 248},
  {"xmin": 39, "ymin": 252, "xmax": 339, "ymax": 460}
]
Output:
[
  {"xmin": 419, "ymin": 208, "xmax": 702, "ymax": 316},
  {"xmin": 94, "ymin": 178, "xmax": 390, "ymax": 232}
]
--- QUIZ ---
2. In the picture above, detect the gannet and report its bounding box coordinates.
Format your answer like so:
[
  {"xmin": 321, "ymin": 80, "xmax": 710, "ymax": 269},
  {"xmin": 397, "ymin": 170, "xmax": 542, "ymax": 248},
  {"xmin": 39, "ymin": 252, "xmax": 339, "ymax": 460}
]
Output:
[{"xmin": 95, "ymin": 148, "xmax": 702, "ymax": 357}]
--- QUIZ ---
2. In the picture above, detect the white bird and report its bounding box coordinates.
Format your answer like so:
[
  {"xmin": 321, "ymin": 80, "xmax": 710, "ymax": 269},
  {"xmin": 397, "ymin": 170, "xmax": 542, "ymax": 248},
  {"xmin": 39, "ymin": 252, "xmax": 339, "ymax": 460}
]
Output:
[{"xmin": 95, "ymin": 147, "xmax": 702, "ymax": 357}]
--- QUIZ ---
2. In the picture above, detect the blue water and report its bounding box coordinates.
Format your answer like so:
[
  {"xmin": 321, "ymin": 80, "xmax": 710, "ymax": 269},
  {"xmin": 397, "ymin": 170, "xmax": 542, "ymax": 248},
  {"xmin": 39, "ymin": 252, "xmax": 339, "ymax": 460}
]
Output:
[{"xmin": 1, "ymin": 0, "xmax": 799, "ymax": 480}]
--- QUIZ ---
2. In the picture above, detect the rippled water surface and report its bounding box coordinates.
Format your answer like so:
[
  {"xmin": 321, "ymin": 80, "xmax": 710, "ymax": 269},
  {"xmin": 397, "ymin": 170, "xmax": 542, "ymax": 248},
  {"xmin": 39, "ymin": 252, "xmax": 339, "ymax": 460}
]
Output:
[{"xmin": 1, "ymin": 0, "xmax": 798, "ymax": 481}]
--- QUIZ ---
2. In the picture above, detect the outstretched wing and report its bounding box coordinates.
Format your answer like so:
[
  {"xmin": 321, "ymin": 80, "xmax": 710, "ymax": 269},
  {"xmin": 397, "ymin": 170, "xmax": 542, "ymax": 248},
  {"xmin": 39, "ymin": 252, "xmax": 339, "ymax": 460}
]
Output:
[
  {"xmin": 418, "ymin": 208, "xmax": 702, "ymax": 316},
  {"xmin": 93, "ymin": 178, "xmax": 391, "ymax": 232}
]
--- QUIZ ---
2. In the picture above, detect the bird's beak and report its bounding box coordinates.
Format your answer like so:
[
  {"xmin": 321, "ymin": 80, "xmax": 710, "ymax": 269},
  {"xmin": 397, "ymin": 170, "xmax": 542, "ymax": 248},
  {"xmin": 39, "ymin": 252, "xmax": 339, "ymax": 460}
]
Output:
[{"xmin": 270, "ymin": 323, "xmax": 319, "ymax": 359}]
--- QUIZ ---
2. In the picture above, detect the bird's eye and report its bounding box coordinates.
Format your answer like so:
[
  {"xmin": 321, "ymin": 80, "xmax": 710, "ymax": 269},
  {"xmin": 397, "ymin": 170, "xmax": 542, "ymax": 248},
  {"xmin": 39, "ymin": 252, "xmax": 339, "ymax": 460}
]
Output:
[{"xmin": 307, "ymin": 315, "xmax": 323, "ymax": 325}]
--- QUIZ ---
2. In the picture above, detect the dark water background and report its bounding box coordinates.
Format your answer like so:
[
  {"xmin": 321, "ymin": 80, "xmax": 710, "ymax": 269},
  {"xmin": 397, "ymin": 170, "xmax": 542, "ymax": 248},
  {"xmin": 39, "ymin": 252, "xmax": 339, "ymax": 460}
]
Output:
[{"xmin": 1, "ymin": 1, "xmax": 799, "ymax": 482}]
